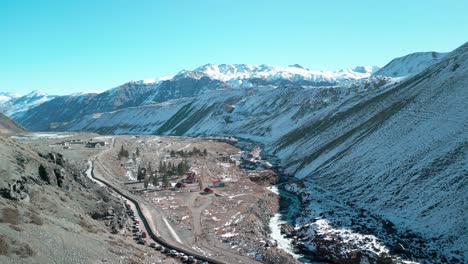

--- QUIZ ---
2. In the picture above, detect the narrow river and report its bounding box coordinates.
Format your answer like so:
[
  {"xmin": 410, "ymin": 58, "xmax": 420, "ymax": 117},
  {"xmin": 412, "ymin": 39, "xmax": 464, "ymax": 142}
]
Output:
[{"xmin": 233, "ymin": 139, "xmax": 324, "ymax": 264}]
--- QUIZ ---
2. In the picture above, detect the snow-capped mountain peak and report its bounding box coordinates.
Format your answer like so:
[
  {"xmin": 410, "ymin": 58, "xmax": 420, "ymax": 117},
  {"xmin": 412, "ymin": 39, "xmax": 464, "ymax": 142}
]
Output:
[
  {"xmin": 175, "ymin": 63, "xmax": 380, "ymax": 87},
  {"xmin": 0, "ymin": 90, "xmax": 56, "ymax": 118},
  {"xmin": 24, "ymin": 89, "xmax": 47, "ymax": 98},
  {"xmin": 351, "ymin": 65, "xmax": 380, "ymax": 74},
  {"xmin": 135, "ymin": 75, "xmax": 175, "ymax": 85},
  {"xmin": 0, "ymin": 92, "xmax": 22, "ymax": 104}
]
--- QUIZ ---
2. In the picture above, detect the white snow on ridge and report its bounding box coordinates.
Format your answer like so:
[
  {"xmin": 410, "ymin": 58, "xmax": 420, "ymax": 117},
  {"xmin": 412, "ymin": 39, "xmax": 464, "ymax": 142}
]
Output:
[
  {"xmin": 181, "ymin": 63, "xmax": 380, "ymax": 86},
  {"xmin": 140, "ymin": 75, "xmax": 174, "ymax": 84},
  {"xmin": 1, "ymin": 90, "xmax": 55, "ymax": 118},
  {"xmin": 374, "ymin": 51, "xmax": 448, "ymax": 77}
]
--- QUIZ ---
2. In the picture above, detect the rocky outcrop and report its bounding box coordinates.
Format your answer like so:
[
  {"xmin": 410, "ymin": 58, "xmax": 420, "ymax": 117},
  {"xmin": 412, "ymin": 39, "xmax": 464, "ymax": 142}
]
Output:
[{"xmin": 0, "ymin": 178, "xmax": 29, "ymax": 201}]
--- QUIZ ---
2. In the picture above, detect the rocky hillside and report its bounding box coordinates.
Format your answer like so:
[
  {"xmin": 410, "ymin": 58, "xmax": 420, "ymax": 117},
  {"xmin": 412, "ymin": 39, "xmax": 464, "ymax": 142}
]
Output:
[
  {"xmin": 0, "ymin": 113, "xmax": 25, "ymax": 134},
  {"xmin": 0, "ymin": 136, "xmax": 160, "ymax": 263},
  {"xmin": 274, "ymin": 44, "xmax": 467, "ymax": 263}
]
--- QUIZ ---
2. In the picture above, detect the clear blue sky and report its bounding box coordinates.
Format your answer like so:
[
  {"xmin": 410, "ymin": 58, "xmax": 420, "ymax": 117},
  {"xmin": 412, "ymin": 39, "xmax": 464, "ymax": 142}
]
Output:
[{"xmin": 1, "ymin": 0, "xmax": 467, "ymax": 95}]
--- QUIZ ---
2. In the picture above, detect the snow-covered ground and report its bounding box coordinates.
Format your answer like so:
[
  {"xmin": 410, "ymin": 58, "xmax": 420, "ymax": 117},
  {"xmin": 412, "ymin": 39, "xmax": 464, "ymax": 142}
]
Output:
[
  {"xmin": 1, "ymin": 90, "xmax": 55, "ymax": 118},
  {"xmin": 267, "ymin": 186, "xmax": 301, "ymax": 257},
  {"xmin": 11, "ymin": 132, "xmax": 74, "ymax": 140}
]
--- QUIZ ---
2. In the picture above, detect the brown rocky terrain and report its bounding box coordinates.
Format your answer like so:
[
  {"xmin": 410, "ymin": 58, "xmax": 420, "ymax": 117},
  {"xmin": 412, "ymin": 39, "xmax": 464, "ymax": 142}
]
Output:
[
  {"xmin": 0, "ymin": 135, "xmax": 169, "ymax": 263},
  {"xmin": 0, "ymin": 113, "xmax": 25, "ymax": 134}
]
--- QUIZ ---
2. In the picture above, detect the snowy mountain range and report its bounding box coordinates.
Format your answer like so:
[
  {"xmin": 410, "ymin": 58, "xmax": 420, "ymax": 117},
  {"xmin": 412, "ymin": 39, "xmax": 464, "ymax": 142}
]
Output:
[
  {"xmin": 175, "ymin": 64, "xmax": 380, "ymax": 87},
  {"xmin": 0, "ymin": 92, "xmax": 21, "ymax": 104},
  {"xmin": 5, "ymin": 44, "xmax": 466, "ymax": 263},
  {"xmin": 0, "ymin": 90, "xmax": 56, "ymax": 118}
]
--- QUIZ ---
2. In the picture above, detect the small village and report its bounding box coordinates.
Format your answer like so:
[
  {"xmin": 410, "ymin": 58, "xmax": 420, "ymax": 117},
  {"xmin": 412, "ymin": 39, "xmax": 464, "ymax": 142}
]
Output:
[{"xmin": 95, "ymin": 135, "xmax": 296, "ymax": 263}]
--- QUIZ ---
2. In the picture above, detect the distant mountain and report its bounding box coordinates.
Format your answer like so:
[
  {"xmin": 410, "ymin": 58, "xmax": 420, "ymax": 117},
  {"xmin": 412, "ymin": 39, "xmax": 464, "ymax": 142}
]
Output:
[
  {"xmin": 178, "ymin": 63, "xmax": 379, "ymax": 87},
  {"xmin": 0, "ymin": 112, "xmax": 25, "ymax": 134},
  {"xmin": 1, "ymin": 90, "xmax": 56, "ymax": 118},
  {"xmin": 16, "ymin": 83, "xmax": 155, "ymax": 131},
  {"xmin": 0, "ymin": 92, "xmax": 22, "ymax": 104},
  {"xmin": 373, "ymin": 51, "xmax": 448, "ymax": 77},
  {"xmin": 15, "ymin": 64, "xmax": 380, "ymax": 131}
]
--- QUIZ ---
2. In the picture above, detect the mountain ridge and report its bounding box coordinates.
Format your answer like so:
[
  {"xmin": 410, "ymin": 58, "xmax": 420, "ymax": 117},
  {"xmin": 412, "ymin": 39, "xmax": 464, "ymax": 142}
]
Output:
[{"xmin": 373, "ymin": 51, "xmax": 448, "ymax": 77}]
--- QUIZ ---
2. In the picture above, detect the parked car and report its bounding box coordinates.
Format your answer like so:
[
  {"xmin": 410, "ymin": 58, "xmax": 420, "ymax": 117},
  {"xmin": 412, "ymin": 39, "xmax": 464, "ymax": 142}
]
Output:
[{"xmin": 154, "ymin": 244, "xmax": 162, "ymax": 251}]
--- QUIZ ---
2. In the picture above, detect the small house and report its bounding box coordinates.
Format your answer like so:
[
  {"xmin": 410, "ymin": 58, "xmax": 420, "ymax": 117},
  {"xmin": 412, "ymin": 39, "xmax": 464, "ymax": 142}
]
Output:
[
  {"xmin": 211, "ymin": 179, "xmax": 225, "ymax": 188},
  {"xmin": 85, "ymin": 141, "xmax": 106, "ymax": 148},
  {"xmin": 186, "ymin": 171, "xmax": 197, "ymax": 182}
]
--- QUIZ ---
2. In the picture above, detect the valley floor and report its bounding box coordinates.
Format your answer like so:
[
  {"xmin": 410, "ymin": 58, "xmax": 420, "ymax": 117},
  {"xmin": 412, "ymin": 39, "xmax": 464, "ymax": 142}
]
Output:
[{"xmin": 1, "ymin": 132, "xmax": 298, "ymax": 264}]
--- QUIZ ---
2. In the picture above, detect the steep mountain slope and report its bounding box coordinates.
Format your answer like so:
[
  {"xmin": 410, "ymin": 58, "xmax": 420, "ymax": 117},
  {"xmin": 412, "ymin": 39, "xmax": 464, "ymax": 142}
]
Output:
[
  {"xmin": 373, "ymin": 51, "xmax": 448, "ymax": 77},
  {"xmin": 16, "ymin": 83, "xmax": 155, "ymax": 131},
  {"xmin": 0, "ymin": 112, "xmax": 25, "ymax": 134},
  {"xmin": 271, "ymin": 43, "xmax": 467, "ymax": 263},
  {"xmin": 1, "ymin": 90, "xmax": 55, "ymax": 118}
]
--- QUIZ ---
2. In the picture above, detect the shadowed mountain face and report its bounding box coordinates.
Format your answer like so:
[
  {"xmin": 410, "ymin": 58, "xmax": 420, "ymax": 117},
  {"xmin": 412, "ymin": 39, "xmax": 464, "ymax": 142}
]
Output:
[
  {"xmin": 0, "ymin": 112, "xmax": 25, "ymax": 134},
  {"xmin": 15, "ymin": 82, "xmax": 156, "ymax": 131}
]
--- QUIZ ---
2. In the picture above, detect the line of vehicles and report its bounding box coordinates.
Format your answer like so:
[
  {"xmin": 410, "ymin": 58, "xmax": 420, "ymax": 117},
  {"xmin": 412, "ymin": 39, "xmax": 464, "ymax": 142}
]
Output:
[{"xmin": 126, "ymin": 203, "xmax": 204, "ymax": 264}]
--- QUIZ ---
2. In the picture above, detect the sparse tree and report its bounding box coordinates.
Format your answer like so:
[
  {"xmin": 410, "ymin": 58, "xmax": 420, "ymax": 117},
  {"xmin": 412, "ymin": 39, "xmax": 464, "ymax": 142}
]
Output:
[
  {"xmin": 144, "ymin": 175, "xmax": 149, "ymax": 189},
  {"xmin": 152, "ymin": 171, "xmax": 159, "ymax": 187},
  {"xmin": 198, "ymin": 179, "xmax": 203, "ymax": 191},
  {"xmin": 167, "ymin": 162, "xmax": 173, "ymax": 176},
  {"xmin": 203, "ymin": 148, "xmax": 208, "ymax": 156},
  {"xmin": 136, "ymin": 147, "xmax": 140, "ymax": 157},
  {"xmin": 192, "ymin": 147, "xmax": 199, "ymax": 155},
  {"xmin": 160, "ymin": 161, "xmax": 167, "ymax": 175},
  {"xmin": 147, "ymin": 162, "xmax": 152, "ymax": 175},
  {"xmin": 162, "ymin": 171, "xmax": 169, "ymax": 188},
  {"xmin": 170, "ymin": 150, "xmax": 176, "ymax": 157},
  {"xmin": 118, "ymin": 145, "xmax": 129, "ymax": 159},
  {"xmin": 137, "ymin": 165, "xmax": 146, "ymax": 182}
]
